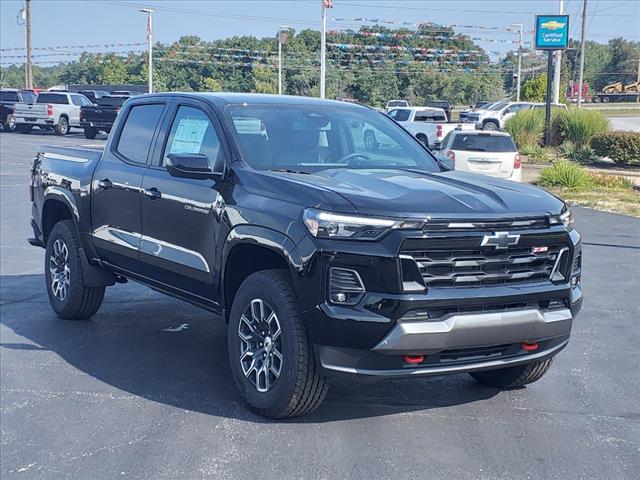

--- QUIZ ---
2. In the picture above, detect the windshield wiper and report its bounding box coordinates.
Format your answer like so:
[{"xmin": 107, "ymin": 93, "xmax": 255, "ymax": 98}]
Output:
[
  {"xmin": 465, "ymin": 147, "xmax": 487, "ymax": 152},
  {"xmin": 269, "ymin": 168, "xmax": 310, "ymax": 175}
]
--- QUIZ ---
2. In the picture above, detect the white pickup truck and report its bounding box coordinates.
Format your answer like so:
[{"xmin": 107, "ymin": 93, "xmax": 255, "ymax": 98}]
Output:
[
  {"xmin": 465, "ymin": 101, "xmax": 535, "ymax": 131},
  {"xmin": 13, "ymin": 92, "xmax": 92, "ymax": 135},
  {"xmin": 387, "ymin": 106, "xmax": 475, "ymax": 148}
]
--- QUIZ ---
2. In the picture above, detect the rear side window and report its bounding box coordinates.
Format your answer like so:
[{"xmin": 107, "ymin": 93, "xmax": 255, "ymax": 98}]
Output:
[
  {"xmin": 116, "ymin": 103, "xmax": 165, "ymax": 164},
  {"xmin": 1, "ymin": 91, "xmax": 19, "ymax": 102},
  {"xmin": 388, "ymin": 109, "xmax": 411, "ymax": 121},
  {"xmin": 22, "ymin": 92, "xmax": 37, "ymax": 103},
  {"xmin": 98, "ymin": 96, "xmax": 127, "ymax": 107},
  {"xmin": 451, "ymin": 134, "xmax": 517, "ymax": 152},
  {"xmin": 36, "ymin": 93, "xmax": 68, "ymax": 104}
]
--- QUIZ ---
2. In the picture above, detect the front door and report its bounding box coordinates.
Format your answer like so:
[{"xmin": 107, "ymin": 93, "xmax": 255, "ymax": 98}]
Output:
[
  {"xmin": 91, "ymin": 102, "xmax": 167, "ymax": 273},
  {"xmin": 139, "ymin": 102, "xmax": 229, "ymax": 302}
]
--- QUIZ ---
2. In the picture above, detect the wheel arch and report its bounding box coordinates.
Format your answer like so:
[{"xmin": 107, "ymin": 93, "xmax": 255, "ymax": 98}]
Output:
[
  {"xmin": 41, "ymin": 189, "xmax": 79, "ymax": 243},
  {"xmin": 221, "ymin": 226, "xmax": 304, "ymax": 321}
]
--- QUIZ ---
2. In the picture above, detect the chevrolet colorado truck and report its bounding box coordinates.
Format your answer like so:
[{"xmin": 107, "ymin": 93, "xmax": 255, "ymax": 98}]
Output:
[{"xmin": 29, "ymin": 93, "xmax": 583, "ymax": 418}]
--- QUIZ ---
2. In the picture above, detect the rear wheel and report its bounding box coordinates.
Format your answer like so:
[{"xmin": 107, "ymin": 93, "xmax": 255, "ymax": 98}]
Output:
[
  {"xmin": 470, "ymin": 358, "xmax": 553, "ymax": 388},
  {"xmin": 228, "ymin": 270, "xmax": 329, "ymax": 418},
  {"xmin": 17, "ymin": 124, "xmax": 33, "ymax": 134},
  {"xmin": 84, "ymin": 127, "xmax": 97, "ymax": 139},
  {"xmin": 45, "ymin": 220, "xmax": 105, "ymax": 320},
  {"xmin": 602, "ymin": 96, "xmax": 610, "ymax": 103},
  {"xmin": 415, "ymin": 133, "xmax": 429, "ymax": 147},
  {"xmin": 55, "ymin": 116, "xmax": 69, "ymax": 135},
  {"xmin": 482, "ymin": 121, "xmax": 499, "ymax": 131}
]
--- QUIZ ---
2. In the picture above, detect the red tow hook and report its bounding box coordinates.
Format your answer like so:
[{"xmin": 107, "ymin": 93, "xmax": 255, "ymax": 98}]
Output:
[
  {"xmin": 403, "ymin": 355, "xmax": 424, "ymax": 364},
  {"xmin": 521, "ymin": 342, "xmax": 539, "ymax": 352}
]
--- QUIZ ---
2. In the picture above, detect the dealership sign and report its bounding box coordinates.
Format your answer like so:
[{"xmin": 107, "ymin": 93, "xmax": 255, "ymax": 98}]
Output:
[{"xmin": 535, "ymin": 15, "xmax": 570, "ymax": 50}]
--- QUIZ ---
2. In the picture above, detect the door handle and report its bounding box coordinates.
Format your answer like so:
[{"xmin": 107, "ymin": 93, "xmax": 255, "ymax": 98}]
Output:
[
  {"xmin": 143, "ymin": 187, "xmax": 162, "ymax": 200},
  {"xmin": 97, "ymin": 178, "xmax": 113, "ymax": 190}
]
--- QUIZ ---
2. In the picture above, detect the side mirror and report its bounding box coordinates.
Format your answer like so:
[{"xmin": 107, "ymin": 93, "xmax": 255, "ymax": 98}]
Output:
[
  {"xmin": 435, "ymin": 154, "xmax": 454, "ymax": 171},
  {"xmin": 166, "ymin": 153, "xmax": 222, "ymax": 180}
]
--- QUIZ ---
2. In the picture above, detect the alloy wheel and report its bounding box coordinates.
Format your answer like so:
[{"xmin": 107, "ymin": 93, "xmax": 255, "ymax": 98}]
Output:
[
  {"xmin": 49, "ymin": 239, "xmax": 70, "ymax": 301},
  {"xmin": 238, "ymin": 298, "xmax": 283, "ymax": 392}
]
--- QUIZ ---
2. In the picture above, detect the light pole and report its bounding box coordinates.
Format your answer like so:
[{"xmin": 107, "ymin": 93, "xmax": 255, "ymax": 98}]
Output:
[
  {"xmin": 512, "ymin": 23, "xmax": 523, "ymax": 101},
  {"xmin": 320, "ymin": 0, "xmax": 333, "ymax": 98},
  {"xmin": 552, "ymin": 0, "xmax": 565, "ymax": 104},
  {"xmin": 139, "ymin": 8, "xmax": 154, "ymax": 94},
  {"xmin": 277, "ymin": 25, "xmax": 291, "ymax": 95}
]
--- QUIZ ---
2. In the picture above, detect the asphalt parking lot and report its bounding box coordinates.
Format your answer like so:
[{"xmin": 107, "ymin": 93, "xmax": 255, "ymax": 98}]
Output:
[{"xmin": 1, "ymin": 129, "xmax": 639, "ymax": 479}]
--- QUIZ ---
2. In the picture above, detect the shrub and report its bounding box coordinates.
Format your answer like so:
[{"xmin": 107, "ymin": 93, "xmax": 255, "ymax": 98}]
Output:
[
  {"xmin": 504, "ymin": 109, "xmax": 545, "ymax": 148},
  {"xmin": 591, "ymin": 131, "xmax": 640, "ymax": 166},
  {"xmin": 553, "ymin": 109, "xmax": 609, "ymax": 148},
  {"xmin": 558, "ymin": 140, "xmax": 597, "ymax": 163},
  {"xmin": 538, "ymin": 160, "xmax": 593, "ymax": 190},
  {"xmin": 589, "ymin": 172, "xmax": 634, "ymax": 189},
  {"xmin": 520, "ymin": 143, "xmax": 552, "ymax": 163}
]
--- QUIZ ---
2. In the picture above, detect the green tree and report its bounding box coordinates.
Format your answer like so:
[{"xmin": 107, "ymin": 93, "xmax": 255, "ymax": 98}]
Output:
[
  {"xmin": 252, "ymin": 65, "xmax": 277, "ymax": 93},
  {"xmin": 521, "ymin": 74, "xmax": 548, "ymax": 102}
]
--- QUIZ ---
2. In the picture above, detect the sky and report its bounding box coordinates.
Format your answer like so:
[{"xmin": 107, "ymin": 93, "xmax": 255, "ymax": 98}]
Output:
[{"xmin": 1, "ymin": 0, "xmax": 639, "ymax": 65}]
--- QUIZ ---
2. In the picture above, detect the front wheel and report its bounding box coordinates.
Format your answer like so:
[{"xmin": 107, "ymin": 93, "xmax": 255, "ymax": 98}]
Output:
[
  {"xmin": 227, "ymin": 270, "xmax": 329, "ymax": 418},
  {"xmin": 84, "ymin": 127, "xmax": 97, "ymax": 139},
  {"xmin": 2, "ymin": 115, "xmax": 16, "ymax": 132},
  {"xmin": 470, "ymin": 357, "xmax": 553, "ymax": 388},
  {"xmin": 482, "ymin": 121, "xmax": 499, "ymax": 131},
  {"xmin": 45, "ymin": 220, "xmax": 105, "ymax": 320}
]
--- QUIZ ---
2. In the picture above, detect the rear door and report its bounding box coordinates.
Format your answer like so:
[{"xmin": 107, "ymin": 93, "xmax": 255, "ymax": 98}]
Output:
[
  {"xmin": 91, "ymin": 100, "xmax": 167, "ymax": 273},
  {"xmin": 139, "ymin": 99, "xmax": 229, "ymax": 301}
]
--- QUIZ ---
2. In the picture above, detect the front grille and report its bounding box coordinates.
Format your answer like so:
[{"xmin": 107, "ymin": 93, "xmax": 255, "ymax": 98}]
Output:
[
  {"xmin": 422, "ymin": 217, "xmax": 549, "ymax": 232},
  {"xmin": 401, "ymin": 237, "xmax": 567, "ymax": 288}
]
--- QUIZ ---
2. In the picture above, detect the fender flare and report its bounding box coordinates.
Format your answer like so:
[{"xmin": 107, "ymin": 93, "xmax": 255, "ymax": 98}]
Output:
[{"xmin": 43, "ymin": 186, "xmax": 80, "ymax": 223}]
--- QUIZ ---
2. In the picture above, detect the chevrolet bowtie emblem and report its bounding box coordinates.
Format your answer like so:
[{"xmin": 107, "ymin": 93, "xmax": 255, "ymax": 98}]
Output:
[{"xmin": 481, "ymin": 232, "xmax": 521, "ymax": 249}]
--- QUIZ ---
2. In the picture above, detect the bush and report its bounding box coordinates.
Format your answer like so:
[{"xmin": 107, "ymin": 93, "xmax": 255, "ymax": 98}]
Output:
[
  {"xmin": 591, "ymin": 131, "xmax": 640, "ymax": 165},
  {"xmin": 553, "ymin": 109, "xmax": 609, "ymax": 148},
  {"xmin": 538, "ymin": 160, "xmax": 593, "ymax": 190},
  {"xmin": 520, "ymin": 143, "xmax": 552, "ymax": 163},
  {"xmin": 504, "ymin": 109, "xmax": 545, "ymax": 148},
  {"xmin": 558, "ymin": 140, "xmax": 597, "ymax": 163},
  {"xmin": 589, "ymin": 173, "xmax": 634, "ymax": 189}
]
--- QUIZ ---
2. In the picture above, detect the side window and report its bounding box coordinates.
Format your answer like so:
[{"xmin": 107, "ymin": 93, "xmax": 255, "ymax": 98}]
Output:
[
  {"xmin": 162, "ymin": 106, "xmax": 221, "ymax": 168},
  {"xmin": 70, "ymin": 96, "xmax": 83, "ymax": 107},
  {"xmin": 116, "ymin": 103, "xmax": 165, "ymax": 165}
]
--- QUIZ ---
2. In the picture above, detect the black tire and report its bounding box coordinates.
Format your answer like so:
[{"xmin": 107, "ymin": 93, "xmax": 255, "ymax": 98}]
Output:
[
  {"xmin": 2, "ymin": 116, "xmax": 16, "ymax": 132},
  {"xmin": 17, "ymin": 124, "xmax": 33, "ymax": 134},
  {"xmin": 482, "ymin": 121, "xmax": 499, "ymax": 131},
  {"xmin": 593, "ymin": 96, "xmax": 601, "ymax": 103},
  {"xmin": 415, "ymin": 133, "xmax": 429, "ymax": 146},
  {"xmin": 44, "ymin": 220, "xmax": 105, "ymax": 320},
  {"xmin": 227, "ymin": 270, "xmax": 329, "ymax": 418},
  {"xmin": 470, "ymin": 357, "xmax": 553, "ymax": 388},
  {"xmin": 602, "ymin": 96, "xmax": 610, "ymax": 103},
  {"xmin": 364, "ymin": 129, "xmax": 379, "ymax": 151},
  {"xmin": 55, "ymin": 116, "xmax": 69, "ymax": 135},
  {"xmin": 84, "ymin": 127, "xmax": 97, "ymax": 139}
]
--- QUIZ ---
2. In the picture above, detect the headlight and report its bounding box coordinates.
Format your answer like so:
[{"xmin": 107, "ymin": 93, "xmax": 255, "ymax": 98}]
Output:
[
  {"xmin": 303, "ymin": 208, "xmax": 421, "ymax": 240},
  {"xmin": 550, "ymin": 209, "xmax": 574, "ymax": 231}
]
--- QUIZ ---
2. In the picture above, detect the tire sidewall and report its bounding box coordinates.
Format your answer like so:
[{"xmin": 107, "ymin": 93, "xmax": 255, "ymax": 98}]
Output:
[
  {"xmin": 57, "ymin": 117, "xmax": 69, "ymax": 135},
  {"xmin": 45, "ymin": 221, "xmax": 83, "ymax": 315},
  {"xmin": 227, "ymin": 272, "xmax": 303, "ymax": 414}
]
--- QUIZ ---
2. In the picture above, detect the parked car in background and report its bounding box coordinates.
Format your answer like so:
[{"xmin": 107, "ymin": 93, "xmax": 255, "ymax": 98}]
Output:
[
  {"xmin": 459, "ymin": 100, "xmax": 493, "ymax": 123},
  {"xmin": 467, "ymin": 101, "xmax": 534, "ymax": 130},
  {"xmin": 13, "ymin": 92, "xmax": 93, "ymax": 135},
  {"xmin": 80, "ymin": 95, "xmax": 129, "ymax": 139},
  {"xmin": 385, "ymin": 99, "xmax": 410, "ymax": 110},
  {"xmin": 437, "ymin": 130, "xmax": 522, "ymax": 182},
  {"xmin": 109, "ymin": 90, "xmax": 136, "ymax": 96},
  {"xmin": 425, "ymin": 100, "xmax": 452, "ymax": 121},
  {"xmin": 532, "ymin": 102, "xmax": 568, "ymax": 111},
  {"xmin": 78, "ymin": 90, "xmax": 109, "ymax": 104},
  {"xmin": 387, "ymin": 106, "xmax": 475, "ymax": 148},
  {"xmin": 1, "ymin": 89, "xmax": 38, "ymax": 132}
]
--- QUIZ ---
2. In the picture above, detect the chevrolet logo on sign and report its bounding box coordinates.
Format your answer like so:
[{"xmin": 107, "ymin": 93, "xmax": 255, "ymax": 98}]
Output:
[
  {"xmin": 541, "ymin": 20, "xmax": 566, "ymax": 30},
  {"xmin": 481, "ymin": 232, "xmax": 521, "ymax": 250}
]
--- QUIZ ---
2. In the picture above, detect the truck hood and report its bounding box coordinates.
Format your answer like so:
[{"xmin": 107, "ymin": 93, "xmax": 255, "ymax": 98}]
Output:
[{"xmin": 271, "ymin": 168, "xmax": 564, "ymax": 218}]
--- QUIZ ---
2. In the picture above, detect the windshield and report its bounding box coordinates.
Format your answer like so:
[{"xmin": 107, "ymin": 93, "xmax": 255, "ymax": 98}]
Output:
[
  {"xmin": 227, "ymin": 105, "xmax": 440, "ymax": 173},
  {"xmin": 451, "ymin": 134, "xmax": 517, "ymax": 152},
  {"xmin": 487, "ymin": 101, "xmax": 508, "ymax": 111}
]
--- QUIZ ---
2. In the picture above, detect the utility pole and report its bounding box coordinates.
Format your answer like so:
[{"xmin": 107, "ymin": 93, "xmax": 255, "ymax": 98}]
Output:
[
  {"xmin": 25, "ymin": 0, "xmax": 32, "ymax": 90},
  {"xmin": 139, "ymin": 8, "xmax": 154, "ymax": 94},
  {"xmin": 552, "ymin": 0, "xmax": 564, "ymax": 104},
  {"xmin": 320, "ymin": 0, "xmax": 332, "ymax": 98},
  {"xmin": 577, "ymin": 0, "xmax": 587, "ymax": 107},
  {"xmin": 277, "ymin": 26, "xmax": 290, "ymax": 95},
  {"xmin": 512, "ymin": 23, "xmax": 523, "ymax": 101}
]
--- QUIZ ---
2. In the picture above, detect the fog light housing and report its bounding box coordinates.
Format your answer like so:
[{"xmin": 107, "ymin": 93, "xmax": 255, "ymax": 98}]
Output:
[{"xmin": 329, "ymin": 268, "xmax": 365, "ymax": 305}]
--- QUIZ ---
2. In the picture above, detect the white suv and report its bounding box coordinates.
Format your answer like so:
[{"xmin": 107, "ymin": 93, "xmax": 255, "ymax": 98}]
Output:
[{"xmin": 468, "ymin": 102, "xmax": 534, "ymax": 131}]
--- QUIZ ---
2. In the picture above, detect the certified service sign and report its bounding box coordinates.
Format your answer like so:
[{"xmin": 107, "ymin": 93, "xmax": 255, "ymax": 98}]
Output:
[{"xmin": 535, "ymin": 15, "xmax": 570, "ymax": 50}]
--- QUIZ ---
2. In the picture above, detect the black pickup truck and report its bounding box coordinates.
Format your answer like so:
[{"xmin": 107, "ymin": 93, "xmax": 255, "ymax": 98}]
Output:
[
  {"xmin": 79, "ymin": 95, "xmax": 129, "ymax": 139},
  {"xmin": 1, "ymin": 88, "xmax": 37, "ymax": 132},
  {"xmin": 29, "ymin": 93, "xmax": 582, "ymax": 418}
]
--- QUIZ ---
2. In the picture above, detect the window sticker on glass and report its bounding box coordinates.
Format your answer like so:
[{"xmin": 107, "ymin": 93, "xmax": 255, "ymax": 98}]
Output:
[{"xmin": 170, "ymin": 118, "xmax": 210, "ymax": 154}]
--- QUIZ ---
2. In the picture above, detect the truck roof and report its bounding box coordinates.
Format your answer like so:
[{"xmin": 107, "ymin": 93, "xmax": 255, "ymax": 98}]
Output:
[{"xmin": 138, "ymin": 92, "xmax": 370, "ymax": 109}]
